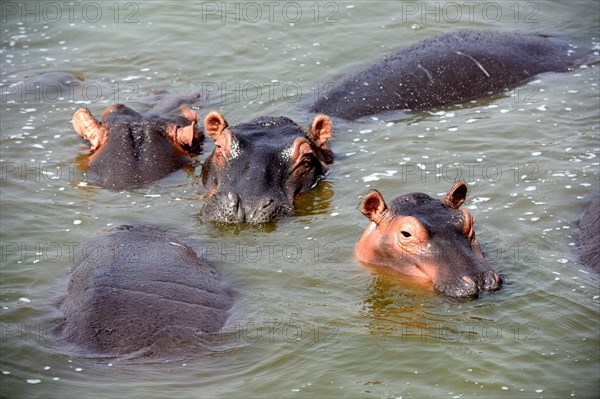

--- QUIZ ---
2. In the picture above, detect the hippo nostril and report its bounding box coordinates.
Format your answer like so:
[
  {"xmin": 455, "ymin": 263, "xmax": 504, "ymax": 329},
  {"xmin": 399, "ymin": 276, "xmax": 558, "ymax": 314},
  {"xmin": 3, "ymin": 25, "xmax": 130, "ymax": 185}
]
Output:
[
  {"xmin": 219, "ymin": 192, "xmax": 245, "ymax": 222},
  {"xmin": 400, "ymin": 231, "xmax": 412, "ymax": 238},
  {"xmin": 483, "ymin": 271, "xmax": 501, "ymax": 290},
  {"xmin": 462, "ymin": 275, "xmax": 476, "ymax": 288},
  {"xmin": 246, "ymin": 198, "xmax": 278, "ymax": 223},
  {"xmin": 261, "ymin": 199, "xmax": 274, "ymax": 210},
  {"xmin": 227, "ymin": 191, "xmax": 240, "ymax": 208},
  {"xmin": 492, "ymin": 272, "xmax": 499, "ymax": 283},
  {"xmin": 458, "ymin": 275, "xmax": 480, "ymax": 297}
]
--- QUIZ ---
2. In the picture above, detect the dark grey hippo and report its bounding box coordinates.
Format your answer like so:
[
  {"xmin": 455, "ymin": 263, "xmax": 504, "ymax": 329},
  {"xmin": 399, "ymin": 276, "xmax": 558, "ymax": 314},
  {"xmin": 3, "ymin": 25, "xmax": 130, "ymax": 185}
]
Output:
[
  {"xmin": 312, "ymin": 31, "xmax": 580, "ymax": 119},
  {"xmin": 73, "ymin": 96, "xmax": 203, "ymax": 189},
  {"xmin": 199, "ymin": 111, "xmax": 334, "ymax": 224},
  {"xmin": 59, "ymin": 226, "xmax": 233, "ymax": 358},
  {"xmin": 3, "ymin": 72, "xmax": 87, "ymax": 103},
  {"xmin": 577, "ymin": 197, "xmax": 599, "ymax": 272}
]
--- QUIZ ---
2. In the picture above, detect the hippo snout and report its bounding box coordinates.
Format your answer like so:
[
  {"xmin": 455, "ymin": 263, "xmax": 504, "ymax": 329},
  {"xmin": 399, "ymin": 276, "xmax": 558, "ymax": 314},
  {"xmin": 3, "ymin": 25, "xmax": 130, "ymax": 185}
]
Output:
[
  {"xmin": 435, "ymin": 277, "xmax": 480, "ymax": 298},
  {"xmin": 436, "ymin": 271, "xmax": 502, "ymax": 298},
  {"xmin": 250, "ymin": 197, "xmax": 277, "ymax": 223},
  {"xmin": 199, "ymin": 192, "xmax": 245, "ymax": 224},
  {"xmin": 200, "ymin": 192, "xmax": 291, "ymax": 224}
]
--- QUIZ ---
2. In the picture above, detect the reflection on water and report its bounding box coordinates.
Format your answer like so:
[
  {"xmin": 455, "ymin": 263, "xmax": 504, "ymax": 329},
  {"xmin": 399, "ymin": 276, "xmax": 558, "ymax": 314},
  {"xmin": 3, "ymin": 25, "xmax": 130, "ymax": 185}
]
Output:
[
  {"xmin": 361, "ymin": 271, "xmax": 436, "ymax": 336},
  {"xmin": 361, "ymin": 269, "xmax": 510, "ymax": 345},
  {"xmin": 293, "ymin": 179, "xmax": 336, "ymax": 217}
]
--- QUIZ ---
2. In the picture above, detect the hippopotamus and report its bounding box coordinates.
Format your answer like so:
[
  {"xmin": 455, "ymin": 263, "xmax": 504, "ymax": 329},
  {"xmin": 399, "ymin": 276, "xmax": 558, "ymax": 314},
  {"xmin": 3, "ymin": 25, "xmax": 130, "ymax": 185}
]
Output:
[
  {"xmin": 72, "ymin": 99, "xmax": 203, "ymax": 189},
  {"xmin": 312, "ymin": 31, "xmax": 579, "ymax": 119},
  {"xmin": 199, "ymin": 111, "xmax": 334, "ymax": 224},
  {"xmin": 355, "ymin": 182, "xmax": 502, "ymax": 298},
  {"xmin": 137, "ymin": 90, "xmax": 203, "ymax": 116},
  {"xmin": 3, "ymin": 72, "xmax": 87, "ymax": 103},
  {"xmin": 577, "ymin": 196, "xmax": 599, "ymax": 272},
  {"xmin": 59, "ymin": 225, "xmax": 233, "ymax": 358}
]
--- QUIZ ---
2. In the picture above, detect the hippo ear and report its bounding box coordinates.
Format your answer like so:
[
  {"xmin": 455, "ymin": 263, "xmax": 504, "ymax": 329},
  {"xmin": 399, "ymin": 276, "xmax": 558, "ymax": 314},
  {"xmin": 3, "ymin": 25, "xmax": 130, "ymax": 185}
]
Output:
[
  {"xmin": 204, "ymin": 111, "xmax": 228, "ymax": 140},
  {"xmin": 445, "ymin": 182, "xmax": 468, "ymax": 209},
  {"xmin": 308, "ymin": 114, "xmax": 333, "ymax": 147},
  {"xmin": 72, "ymin": 108, "xmax": 106, "ymax": 152},
  {"xmin": 308, "ymin": 114, "xmax": 334, "ymax": 165},
  {"xmin": 359, "ymin": 190, "xmax": 388, "ymax": 224},
  {"xmin": 166, "ymin": 106, "xmax": 202, "ymax": 149},
  {"xmin": 167, "ymin": 123, "xmax": 196, "ymax": 147}
]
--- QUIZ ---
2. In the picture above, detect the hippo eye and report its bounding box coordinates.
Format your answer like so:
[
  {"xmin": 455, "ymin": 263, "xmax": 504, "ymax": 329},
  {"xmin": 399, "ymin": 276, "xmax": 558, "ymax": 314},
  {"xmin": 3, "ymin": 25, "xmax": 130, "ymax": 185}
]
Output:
[
  {"xmin": 400, "ymin": 231, "xmax": 412, "ymax": 238},
  {"xmin": 291, "ymin": 154, "xmax": 315, "ymax": 174},
  {"xmin": 300, "ymin": 154, "xmax": 314, "ymax": 165}
]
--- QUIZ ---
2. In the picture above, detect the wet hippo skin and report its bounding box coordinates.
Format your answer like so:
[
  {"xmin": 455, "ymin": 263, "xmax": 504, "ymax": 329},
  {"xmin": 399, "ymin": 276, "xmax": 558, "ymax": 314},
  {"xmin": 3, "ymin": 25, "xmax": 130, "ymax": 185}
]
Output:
[
  {"xmin": 72, "ymin": 100, "xmax": 203, "ymax": 189},
  {"xmin": 356, "ymin": 182, "xmax": 502, "ymax": 298},
  {"xmin": 59, "ymin": 226, "xmax": 233, "ymax": 358},
  {"xmin": 199, "ymin": 111, "xmax": 334, "ymax": 224},
  {"xmin": 578, "ymin": 197, "xmax": 599, "ymax": 272},
  {"xmin": 312, "ymin": 31, "xmax": 578, "ymax": 119}
]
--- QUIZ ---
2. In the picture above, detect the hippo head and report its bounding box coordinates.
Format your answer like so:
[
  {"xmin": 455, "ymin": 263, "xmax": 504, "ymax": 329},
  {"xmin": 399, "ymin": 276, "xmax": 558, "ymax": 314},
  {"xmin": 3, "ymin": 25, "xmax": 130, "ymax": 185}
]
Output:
[
  {"xmin": 356, "ymin": 182, "xmax": 502, "ymax": 298},
  {"xmin": 199, "ymin": 111, "xmax": 334, "ymax": 224},
  {"xmin": 72, "ymin": 103, "xmax": 203, "ymax": 189},
  {"xmin": 73, "ymin": 103, "xmax": 203, "ymax": 156}
]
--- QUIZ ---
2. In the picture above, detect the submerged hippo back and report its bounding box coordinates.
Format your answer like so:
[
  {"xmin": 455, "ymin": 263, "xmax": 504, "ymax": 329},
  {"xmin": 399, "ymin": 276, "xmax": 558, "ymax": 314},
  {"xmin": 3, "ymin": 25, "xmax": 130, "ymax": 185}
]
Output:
[
  {"xmin": 578, "ymin": 197, "xmax": 600, "ymax": 271},
  {"xmin": 59, "ymin": 226, "xmax": 232, "ymax": 358},
  {"xmin": 312, "ymin": 31, "xmax": 577, "ymax": 119}
]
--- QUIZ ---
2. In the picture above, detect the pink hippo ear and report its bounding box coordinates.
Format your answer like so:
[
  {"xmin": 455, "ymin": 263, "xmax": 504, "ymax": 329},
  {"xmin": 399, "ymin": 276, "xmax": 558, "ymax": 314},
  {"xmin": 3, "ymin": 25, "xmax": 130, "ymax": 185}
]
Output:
[
  {"xmin": 308, "ymin": 114, "xmax": 334, "ymax": 165},
  {"xmin": 445, "ymin": 182, "xmax": 468, "ymax": 209},
  {"xmin": 72, "ymin": 108, "xmax": 107, "ymax": 152},
  {"xmin": 359, "ymin": 190, "xmax": 388, "ymax": 224},
  {"xmin": 177, "ymin": 106, "xmax": 204, "ymax": 148},
  {"xmin": 204, "ymin": 111, "xmax": 234, "ymax": 163},
  {"xmin": 166, "ymin": 106, "xmax": 202, "ymax": 148},
  {"xmin": 166, "ymin": 123, "xmax": 196, "ymax": 147},
  {"xmin": 308, "ymin": 114, "xmax": 333, "ymax": 147},
  {"xmin": 204, "ymin": 111, "xmax": 228, "ymax": 141}
]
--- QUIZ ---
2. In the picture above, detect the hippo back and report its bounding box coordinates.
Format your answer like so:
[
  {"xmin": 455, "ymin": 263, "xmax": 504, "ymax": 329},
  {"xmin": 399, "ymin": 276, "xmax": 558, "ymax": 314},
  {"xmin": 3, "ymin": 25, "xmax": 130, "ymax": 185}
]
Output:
[
  {"xmin": 312, "ymin": 31, "xmax": 577, "ymax": 119},
  {"xmin": 59, "ymin": 226, "xmax": 233, "ymax": 358},
  {"xmin": 578, "ymin": 197, "xmax": 600, "ymax": 271}
]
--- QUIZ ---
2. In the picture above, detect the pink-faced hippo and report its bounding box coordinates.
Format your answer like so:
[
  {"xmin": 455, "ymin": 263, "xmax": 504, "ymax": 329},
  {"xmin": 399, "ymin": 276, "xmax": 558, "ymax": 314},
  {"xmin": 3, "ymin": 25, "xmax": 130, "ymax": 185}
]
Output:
[
  {"xmin": 59, "ymin": 226, "xmax": 233, "ymax": 358},
  {"xmin": 312, "ymin": 31, "xmax": 580, "ymax": 119},
  {"xmin": 356, "ymin": 182, "xmax": 502, "ymax": 298}
]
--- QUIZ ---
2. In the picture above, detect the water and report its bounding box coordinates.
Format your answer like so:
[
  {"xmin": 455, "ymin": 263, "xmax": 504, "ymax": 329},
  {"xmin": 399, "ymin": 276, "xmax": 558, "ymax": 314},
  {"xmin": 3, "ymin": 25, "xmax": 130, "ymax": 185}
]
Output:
[{"xmin": 1, "ymin": 1, "xmax": 599, "ymax": 398}]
